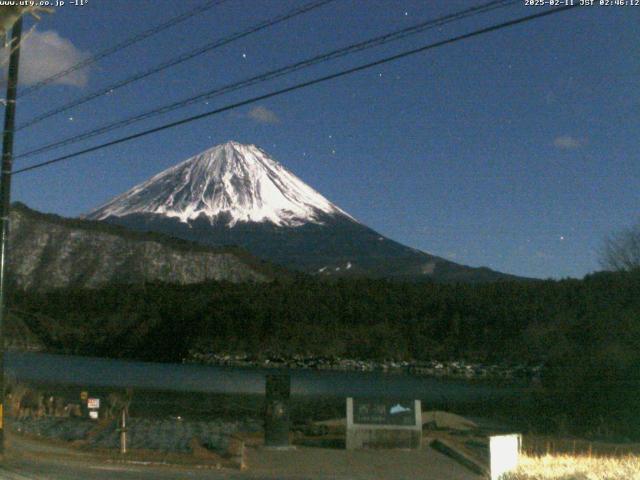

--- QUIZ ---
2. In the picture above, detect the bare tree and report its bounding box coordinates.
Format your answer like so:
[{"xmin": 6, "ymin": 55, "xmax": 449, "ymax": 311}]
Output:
[
  {"xmin": 600, "ymin": 222, "xmax": 640, "ymax": 272},
  {"xmin": 0, "ymin": 6, "xmax": 52, "ymax": 73},
  {"xmin": 0, "ymin": 6, "xmax": 51, "ymax": 39}
]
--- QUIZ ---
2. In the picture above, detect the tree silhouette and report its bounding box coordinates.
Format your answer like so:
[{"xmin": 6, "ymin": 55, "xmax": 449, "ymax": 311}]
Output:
[{"xmin": 600, "ymin": 222, "xmax": 640, "ymax": 271}]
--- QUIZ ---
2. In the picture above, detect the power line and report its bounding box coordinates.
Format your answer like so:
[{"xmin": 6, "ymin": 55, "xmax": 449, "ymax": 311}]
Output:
[
  {"xmin": 18, "ymin": 0, "xmax": 230, "ymax": 97},
  {"xmin": 17, "ymin": 0, "xmax": 509, "ymax": 138},
  {"xmin": 13, "ymin": 4, "xmax": 578, "ymax": 176},
  {"xmin": 16, "ymin": 0, "xmax": 337, "ymax": 131},
  {"xmin": 16, "ymin": 0, "xmax": 517, "ymax": 160}
]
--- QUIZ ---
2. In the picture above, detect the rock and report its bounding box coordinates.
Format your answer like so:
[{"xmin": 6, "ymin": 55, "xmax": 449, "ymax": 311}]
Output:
[{"xmin": 422, "ymin": 411, "xmax": 478, "ymax": 432}]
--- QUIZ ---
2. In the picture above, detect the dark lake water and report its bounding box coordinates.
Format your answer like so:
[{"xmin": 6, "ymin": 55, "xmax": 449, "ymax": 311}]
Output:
[{"xmin": 5, "ymin": 351, "xmax": 522, "ymax": 403}]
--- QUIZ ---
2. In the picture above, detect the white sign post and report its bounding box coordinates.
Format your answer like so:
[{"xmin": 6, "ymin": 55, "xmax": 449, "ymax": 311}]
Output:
[
  {"xmin": 489, "ymin": 434, "xmax": 522, "ymax": 480},
  {"xmin": 87, "ymin": 398, "xmax": 100, "ymax": 420}
]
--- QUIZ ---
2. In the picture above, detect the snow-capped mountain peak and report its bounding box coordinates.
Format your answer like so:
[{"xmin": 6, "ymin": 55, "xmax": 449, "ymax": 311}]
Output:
[{"xmin": 86, "ymin": 141, "xmax": 354, "ymax": 227}]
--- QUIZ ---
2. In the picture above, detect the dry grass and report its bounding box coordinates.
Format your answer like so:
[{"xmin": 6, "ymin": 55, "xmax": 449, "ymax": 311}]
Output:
[{"xmin": 504, "ymin": 453, "xmax": 640, "ymax": 480}]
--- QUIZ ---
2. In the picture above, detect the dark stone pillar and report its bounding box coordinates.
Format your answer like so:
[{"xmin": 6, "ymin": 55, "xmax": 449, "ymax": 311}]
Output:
[{"xmin": 264, "ymin": 373, "xmax": 290, "ymax": 447}]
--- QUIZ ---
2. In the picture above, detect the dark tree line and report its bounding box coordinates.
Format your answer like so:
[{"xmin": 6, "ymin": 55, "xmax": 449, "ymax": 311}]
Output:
[{"xmin": 10, "ymin": 270, "xmax": 640, "ymax": 439}]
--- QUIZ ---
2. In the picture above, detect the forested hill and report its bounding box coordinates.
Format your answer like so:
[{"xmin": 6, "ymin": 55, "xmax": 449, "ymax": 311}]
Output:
[
  {"xmin": 8, "ymin": 202, "xmax": 284, "ymax": 291},
  {"xmin": 11, "ymin": 270, "xmax": 640, "ymax": 437},
  {"xmin": 11, "ymin": 270, "xmax": 639, "ymax": 366}
]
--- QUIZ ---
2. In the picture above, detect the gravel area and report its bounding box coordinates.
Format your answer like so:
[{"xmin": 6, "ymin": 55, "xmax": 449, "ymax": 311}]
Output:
[
  {"xmin": 10, "ymin": 416, "xmax": 261, "ymax": 454},
  {"xmin": 12, "ymin": 417, "xmax": 95, "ymax": 442}
]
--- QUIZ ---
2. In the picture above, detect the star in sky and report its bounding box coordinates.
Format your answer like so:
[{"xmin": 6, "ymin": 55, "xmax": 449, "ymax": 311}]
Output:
[{"xmin": 13, "ymin": 1, "xmax": 635, "ymax": 280}]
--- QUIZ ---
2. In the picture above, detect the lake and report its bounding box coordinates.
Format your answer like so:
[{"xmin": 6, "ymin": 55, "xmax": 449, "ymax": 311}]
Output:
[{"xmin": 6, "ymin": 351, "xmax": 522, "ymax": 403}]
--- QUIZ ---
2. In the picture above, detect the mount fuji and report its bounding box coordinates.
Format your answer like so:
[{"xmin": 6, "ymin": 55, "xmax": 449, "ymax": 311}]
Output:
[{"xmin": 86, "ymin": 141, "xmax": 514, "ymax": 282}]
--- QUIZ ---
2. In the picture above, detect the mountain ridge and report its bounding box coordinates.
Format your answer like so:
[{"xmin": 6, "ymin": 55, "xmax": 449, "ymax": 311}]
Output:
[
  {"xmin": 8, "ymin": 202, "xmax": 284, "ymax": 291},
  {"xmin": 87, "ymin": 141, "xmax": 354, "ymax": 227},
  {"xmin": 86, "ymin": 141, "xmax": 522, "ymax": 283}
]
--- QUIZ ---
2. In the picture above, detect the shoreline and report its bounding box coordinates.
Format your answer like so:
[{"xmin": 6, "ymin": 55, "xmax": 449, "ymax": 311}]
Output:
[{"xmin": 185, "ymin": 352, "xmax": 543, "ymax": 384}]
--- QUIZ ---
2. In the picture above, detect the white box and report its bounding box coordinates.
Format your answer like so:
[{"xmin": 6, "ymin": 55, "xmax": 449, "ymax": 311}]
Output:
[{"xmin": 490, "ymin": 434, "xmax": 522, "ymax": 480}]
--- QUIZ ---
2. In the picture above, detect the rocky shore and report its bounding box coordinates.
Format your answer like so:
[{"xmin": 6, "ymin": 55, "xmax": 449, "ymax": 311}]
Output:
[{"xmin": 185, "ymin": 351, "xmax": 543, "ymax": 383}]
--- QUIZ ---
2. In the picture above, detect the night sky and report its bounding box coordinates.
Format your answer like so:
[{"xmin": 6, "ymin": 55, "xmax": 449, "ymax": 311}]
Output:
[{"xmin": 6, "ymin": 0, "xmax": 639, "ymax": 279}]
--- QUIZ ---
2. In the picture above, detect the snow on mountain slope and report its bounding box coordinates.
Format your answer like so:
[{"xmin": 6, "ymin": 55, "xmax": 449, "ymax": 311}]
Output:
[
  {"xmin": 84, "ymin": 141, "xmax": 520, "ymax": 282},
  {"xmin": 87, "ymin": 141, "xmax": 354, "ymax": 227}
]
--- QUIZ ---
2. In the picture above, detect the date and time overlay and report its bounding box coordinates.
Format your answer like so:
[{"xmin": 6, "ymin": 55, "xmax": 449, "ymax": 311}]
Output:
[
  {"xmin": 0, "ymin": 1, "xmax": 87, "ymax": 7},
  {"xmin": 525, "ymin": 0, "xmax": 639, "ymax": 6},
  {"xmin": 1, "ymin": 0, "xmax": 639, "ymax": 9}
]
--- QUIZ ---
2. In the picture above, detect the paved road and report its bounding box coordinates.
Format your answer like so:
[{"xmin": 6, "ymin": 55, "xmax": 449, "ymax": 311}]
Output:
[
  {"xmin": 1, "ymin": 452, "xmax": 482, "ymax": 480},
  {"xmin": 1, "ymin": 433, "xmax": 482, "ymax": 480},
  {"xmin": 1, "ymin": 460, "xmax": 248, "ymax": 480}
]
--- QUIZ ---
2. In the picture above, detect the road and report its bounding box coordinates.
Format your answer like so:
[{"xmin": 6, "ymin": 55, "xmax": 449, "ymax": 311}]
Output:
[
  {"xmin": 1, "ymin": 460, "xmax": 248, "ymax": 480},
  {"xmin": 1, "ymin": 433, "xmax": 482, "ymax": 480}
]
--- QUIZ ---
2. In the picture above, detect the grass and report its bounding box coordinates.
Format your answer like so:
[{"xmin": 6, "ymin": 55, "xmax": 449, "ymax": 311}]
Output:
[{"xmin": 504, "ymin": 453, "xmax": 640, "ymax": 480}]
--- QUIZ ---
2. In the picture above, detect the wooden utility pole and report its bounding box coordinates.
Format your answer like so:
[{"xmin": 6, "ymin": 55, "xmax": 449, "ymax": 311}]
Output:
[{"xmin": 0, "ymin": 15, "xmax": 23, "ymax": 456}]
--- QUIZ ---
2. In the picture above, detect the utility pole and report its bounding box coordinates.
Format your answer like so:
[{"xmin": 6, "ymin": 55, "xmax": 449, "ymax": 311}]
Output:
[{"xmin": 0, "ymin": 15, "xmax": 23, "ymax": 456}]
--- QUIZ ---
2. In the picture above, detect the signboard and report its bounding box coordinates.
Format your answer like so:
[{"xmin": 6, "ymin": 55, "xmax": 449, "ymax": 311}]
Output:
[
  {"xmin": 80, "ymin": 391, "xmax": 88, "ymax": 402},
  {"xmin": 346, "ymin": 398, "xmax": 421, "ymax": 450},
  {"xmin": 353, "ymin": 399, "xmax": 417, "ymax": 426},
  {"xmin": 89, "ymin": 410, "xmax": 99, "ymax": 420},
  {"xmin": 87, "ymin": 398, "xmax": 100, "ymax": 410}
]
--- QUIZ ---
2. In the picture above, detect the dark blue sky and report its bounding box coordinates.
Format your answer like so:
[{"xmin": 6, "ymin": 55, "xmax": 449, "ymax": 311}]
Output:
[{"xmin": 9, "ymin": 0, "xmax": 639, "ymax": 279}]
